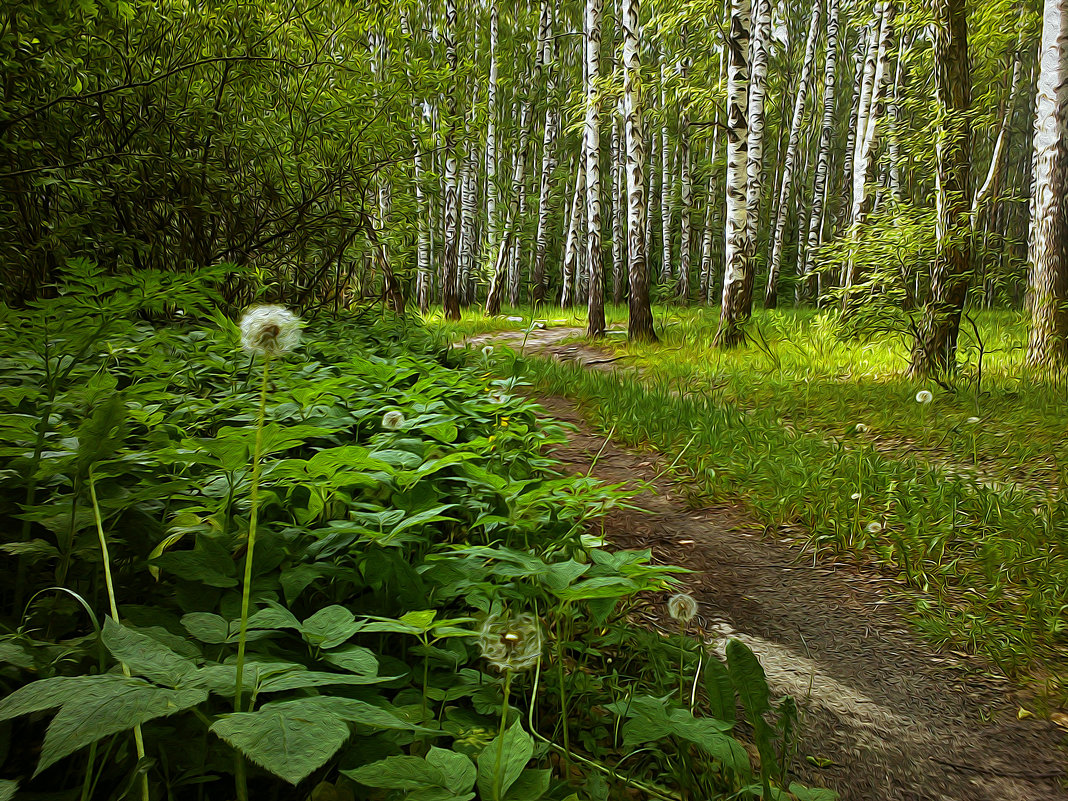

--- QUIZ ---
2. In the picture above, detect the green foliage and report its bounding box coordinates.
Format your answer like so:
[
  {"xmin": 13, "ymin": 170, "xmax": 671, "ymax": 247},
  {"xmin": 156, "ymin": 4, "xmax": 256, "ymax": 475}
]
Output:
[{"xmin": 0, "ymin": 273, "xmax": 827, "ymax": 799}]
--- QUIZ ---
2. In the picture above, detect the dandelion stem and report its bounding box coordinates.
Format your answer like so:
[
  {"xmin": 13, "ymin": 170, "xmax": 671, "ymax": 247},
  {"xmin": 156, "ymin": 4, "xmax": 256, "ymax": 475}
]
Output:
[
  {"xmin": 233, "ymin": 355, "xmax": 271, "ymax": 801},
  {"xmin": 89, "ymin": 468, "xmax": 149, "ymax": 801},
  {"xmin": 678, "ymin": 622, "xmax": 686, "ymax": 704},
  {"xmin": 494, "ymin": 670, "xmax": 513, "ymax": 801}
]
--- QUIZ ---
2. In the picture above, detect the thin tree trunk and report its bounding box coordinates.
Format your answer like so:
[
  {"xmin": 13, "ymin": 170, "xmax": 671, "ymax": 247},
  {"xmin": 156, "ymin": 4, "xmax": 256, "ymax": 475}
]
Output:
[
  {"xmin": 802, "ymin": 0, "xmax": 839, "ymax": 298},
  {"xmin": 887, "ymin": 33, "xmax": 905, "ymax": 203},
  {"xmin": 486, "ymin": 102, "xmax": 535, "ymax": 315},
  {"xmin": 743, "ymin": 0, "xmax": 771, "ymax": 297},
  {"xmin": 586, "ymin": 0, "xmax": 606, "ymax": 336},
  {"xmin": 765, "ymin": 0, "xmax": 822, "ymax": 308},
  {"xmin": 612, "ymin": 103, "xmax": 626, "ymax": 303},
  {"xmin": 660, "ymin": 50, "xmax": 673, "ymax": 288},
  {"xmin": 441, "ymin": 0, "xmax": 461, "ymax": 320},
  {"xmin": 677, "ymin": 26, "xmax": 692, "ymax": 302},
  {"xmin": 715, "ymin": 0, "xmax": 753, "ymax": 347},
  {"xmin": 624, "ymin": 0, "xmax": 656, "ymax": 341},
  {"xmin": 1026, "ymin": 0, "xmax": 1068, "ymax": 366},
  {"xmin": 486, "ymin": 0, "xmax": 499, "ymax": 247},
  {"xmin": 561, "ymin": 151, "xmax": 586, "ymax": 307},
  {"xmin": 532, "ymin": 5, "xmax": 559, "ymax": 304},
  {"xmin": 837, "ymin": 38, "xmax": 866, "ymax": 239}
]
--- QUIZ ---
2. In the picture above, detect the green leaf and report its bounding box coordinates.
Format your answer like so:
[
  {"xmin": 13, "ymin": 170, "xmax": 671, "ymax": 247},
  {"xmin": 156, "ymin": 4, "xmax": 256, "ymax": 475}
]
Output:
[
  {"xmin": 0, "ymin": 780, "xmax": 17, "ymax": 801},
  {"xmin": 502, "ymin": 768, "xmax": 550, "ymax": 801},
  {"xmin": 103, "ymin": 618, "xmax": 197, "ymax": 687},
  {"xmin": 211, "ymin": 698, "xmax": 351, "ymax": 785},
  {"xmin": 301, "ymin": 605, "xmax": 363, "ymax": 648},
  {"xmin": 346, "ymin": 748, "xmax": 476, "ymax": 799},
  {"xmin": 152, "ymin": 534, "xmax": 237, "ymax": 587},
  {"xmin": 726, "ymin": 638, "xmax": 776, "ymax": 787},
  {"xmin": 0, "ymin": 674, "xmax": 207, "ymax": 776},
  {"xmin": 476, "ymin": 720, "xmax": 533, "ymax": 801},
  {"xmin": 322, "ymin": 645, "xmax": 379, "ymax": 676},
  {"xmin": 702, "ymin": 656, "xmax": 736, "ymax": 724},
  {"xmin": 788, "ymin": 783, "xmax": 839, "ymax": 801},
  {"xmin": 181, "ymin": 612, "xmax": 230, "ymax": 644}
]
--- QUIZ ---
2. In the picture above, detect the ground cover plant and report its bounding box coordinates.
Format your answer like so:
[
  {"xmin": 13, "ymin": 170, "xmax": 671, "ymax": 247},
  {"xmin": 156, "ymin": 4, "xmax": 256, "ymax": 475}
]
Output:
[
  {"xmin": 443, "ymin": 306, "xmax": 1068, "ymax": 701},
  {"xmin": 0, "ymin": 269, "xmax": 833, "ymax": 801}
]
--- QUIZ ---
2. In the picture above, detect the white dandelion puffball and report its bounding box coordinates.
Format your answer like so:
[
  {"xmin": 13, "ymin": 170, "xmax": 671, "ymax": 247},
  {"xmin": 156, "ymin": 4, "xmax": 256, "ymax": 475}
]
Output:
[
  {"xmin": 866, "ymin": 521, "xmax": 883, "ymax": 534},
  {"xmin": 478, "ymin": 613, "xmax": 543, "ymax": 672},
  {"xmin": 481, "ymin": 345, "xmax": 494, "ymax": 357},
  {"xmin": 240, "ymin": 305, "xmax": 301, "ymax": 356},
  {"xmin": 854, "ymin": 423, "xmax": 869, "ymax": 434},
  {"xmin": 667, "ymin": 593, "xmax": 698, "ymax": 624},
  {"xmin": 851, "ymin": 492, "xmax": 862, "ymax": 501},
  {"xmin": 965, "ymin": 416, "xmax": 980, "ymax": 425},
  {"xmin": 915, "ymin": 390, "xmax": 933, "ymax": 405},
  {"xmin": 382, "ymin": 411, "xmax": 405, "ymax": 431}
]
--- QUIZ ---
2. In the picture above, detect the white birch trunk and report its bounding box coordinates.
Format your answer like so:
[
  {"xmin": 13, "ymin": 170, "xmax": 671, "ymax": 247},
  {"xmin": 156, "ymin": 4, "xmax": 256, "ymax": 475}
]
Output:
[
  {"xmin": 765, "ymin": 0, "xmax": 822, "ymax": 307},
  {"xmin": 586, "ymin": 0, "xmax": 606, "ymax": 335}
]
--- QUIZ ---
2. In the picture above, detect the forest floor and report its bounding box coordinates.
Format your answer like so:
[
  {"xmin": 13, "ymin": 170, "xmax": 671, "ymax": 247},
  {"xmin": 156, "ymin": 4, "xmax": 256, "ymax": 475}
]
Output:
[{"xmin": 462, "ymin": 326, "xmax": 1068, "ymax": 801}]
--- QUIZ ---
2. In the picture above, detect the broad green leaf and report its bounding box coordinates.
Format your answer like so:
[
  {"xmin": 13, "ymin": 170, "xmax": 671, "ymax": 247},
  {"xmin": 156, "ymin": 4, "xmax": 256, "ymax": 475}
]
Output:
[
  {"xmin": 0, "ymin": 780, "xmax": 17, "ymax": 801},
  {"xmin": 301, "ymin": 605, "xmax": 363, "ymax": 648},
  {"xmin": 102, "ymin": 618, "xmax": 197, "ymax": 687},
  {"xmin": 211, "ymin": 699, "xmax": 350, "ymax": 785},
  {"xmin": 726, "ymin": 638, "xmax": 776, "ymax": 787},
  {"xmin": 23, "ymin": 679, "xmax": 208, "ymax": 777},
  {"xmin": 476, "ymin": 720, "xmax": 533, "ymax": 801},
  {"xmin": 152, "ymin": 534, "xmax": 237, "ymax": 587},
  {"xmin": 703, "ymin": 655, "xmax": 736, "ymax": 724},
  {"xmin": 181, "ymin": 612, "xmax": 230, "ymax": 644},
  {"xmin": 322, "ymin": 645, "xmax": 379, "ymax": 676},
  {"xmin": 789, "ymin": 783, "xmax": 839, "ymax": 801},
  {"xmin": 502, "ymin": 768, "xmax": 550, "ymax": 801},
  {"xmin": 246, "ymin": 603, "xmax": 301, "ymax": 631},
  {"xmin": 426, "ymin": 747, "xmax": 477, "ymax": 794},
  {"xmin": 344, "ymin": 754, "xmax": 449, "ymax": 790},
  {"xmin": 257, "ymin": 669, "xmax": 391, "ymax": 692}
]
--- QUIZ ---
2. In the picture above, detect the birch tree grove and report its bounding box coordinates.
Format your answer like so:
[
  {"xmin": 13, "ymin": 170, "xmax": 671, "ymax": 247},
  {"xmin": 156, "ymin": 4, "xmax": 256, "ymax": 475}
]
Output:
[{"xmin": 1026, "ymin": 0, "xmax": 1068, "ymax": 366}]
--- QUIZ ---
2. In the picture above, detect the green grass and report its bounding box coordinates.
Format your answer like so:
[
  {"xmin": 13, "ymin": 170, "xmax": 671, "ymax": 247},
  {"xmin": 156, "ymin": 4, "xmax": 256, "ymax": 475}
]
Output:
[{"xmin": 432, "ymin": 304, "xmax": 1068, "ymax": 700}]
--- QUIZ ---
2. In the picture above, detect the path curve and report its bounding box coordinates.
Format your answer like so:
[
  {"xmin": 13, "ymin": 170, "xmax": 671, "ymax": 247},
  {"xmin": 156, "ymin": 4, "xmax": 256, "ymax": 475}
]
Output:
[{"xmin": 460, "ymin": 327, "xmax": 1068, "ymax": 801}]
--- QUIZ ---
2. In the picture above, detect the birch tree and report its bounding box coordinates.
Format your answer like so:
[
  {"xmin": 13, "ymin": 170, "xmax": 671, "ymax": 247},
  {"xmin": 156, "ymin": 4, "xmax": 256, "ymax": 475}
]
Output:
[
  {"xmin": 532, "ymin": 5, "xmax": 559, "ymax": 304},
  {"xmin": 1026, "ymin": 0, "xmax": 1068, "ymax": 366},
  {"xmin": 441, "ymin": 0, "xmax": 461, "ymax": 320},
  {"xmin": 744, "ymin": 0, "xmax": 771, "ymax": 282},
  {"xmin": 802, "ymin": 0, "xmax": 839, "ymax": 293},
  {"xmin": 677, "ymin": 25, "xmax": 692, "ymax": 302},
  {"xmin": 715, "ymin": 0, "xmax": 753, "ymax": 348},
  {"xmin": 623, "ymin": 0, "xmax": 656, "ymax": 341},
  {"xmin": 765, "ymin": 0, "xmax": 822, "ymax": 308},
  {"xmin": 586, "ymin": 0, "xmax": 606, "ymax": 336}
]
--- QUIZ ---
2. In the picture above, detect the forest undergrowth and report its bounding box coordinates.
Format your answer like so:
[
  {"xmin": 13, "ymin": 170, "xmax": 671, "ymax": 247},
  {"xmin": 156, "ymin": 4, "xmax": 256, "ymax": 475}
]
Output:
[
  {"xmin": 443, "ymin": 305, "xmax": 1068, "ymax": 704},
  {"xmin": 0, "ymin": 270, "xmax": 835, "ymax": 801}
]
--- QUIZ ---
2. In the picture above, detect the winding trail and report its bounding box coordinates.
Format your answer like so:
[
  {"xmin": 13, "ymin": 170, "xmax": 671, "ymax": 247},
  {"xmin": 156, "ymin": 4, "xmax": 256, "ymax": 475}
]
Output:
[{"xmin": 462, "ymin": 327, "xmax": 1068, "ymax": 801}]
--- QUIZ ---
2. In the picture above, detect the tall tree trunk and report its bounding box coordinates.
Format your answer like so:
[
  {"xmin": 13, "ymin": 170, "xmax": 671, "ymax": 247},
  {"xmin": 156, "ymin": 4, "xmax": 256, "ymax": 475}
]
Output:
[
  {"xmin": 802, "ymin": 0, "xmax": 839, "ymax": 297},
  {"xmin": 972, "ymin": 18, "xmax": 1026, "ymax": 226},
  {"xmin": 660, "ymin": 50, "xmax": 673, "ymax": 288},
  {"xmin": 1026, "ymin": 0, "xmax": 1068, "ymax": 366},
  {"xmin": 486, "ymin": 1, "xmax": 499, "ymax": 248},
  {"xmin": 887, "ymin": 33, "xmax": 905, "ymax": 203},
  {"xmin": 677, "ymin": 26, "xmax": 692, "ymax": 302},
  {"xmin": 837, "ymin": 38, "xmax": 867, "ymax": 239},
  {"xmin": 765, "ymin": 0, "xmax": 822, "ymax": 308},
  {"xmin": 486, "ymin": 102, "xmax": 535, "ymax": 315},
  {"xmin": 441, "ymin": 0, "xmax": 461, "ymax": 320},
  {"xmin": 646, "ymin": 119, "xmax": 656, "ymax": 274},
  {"xmin": 743, "ymin": 0, "xmax": 770, "ymax": 298},
  {"xmin": 612, "ymin": 103, "xmax": 626, "ymax": 303},
  {"xmin": 843, "ymin": 1, "xmax": 894, "ymax": 294},
  {"xmin": 459, "ymin": 113, "xmax": 478, "ymax": 306},
  {"xmin": 624, "ymin": 0, "xmax": 656, "ymax": 341},
  {"xmin": 532, "ymin": 5, "xmax": 559, "ymax": 305},
  {"xmin": 561, "ymin": 151, "xmax": 586, "ymax": 307},
  {"xmin": 910, "ymin": 0, "xmax": 971, "ymax": 375},
  {"xmin": 587, "ymin": 0, "xmax": 606, "ymax": 336},
  {"xmin": 715, "ymin": 0, "xmax": 753, "ymax": 347}
]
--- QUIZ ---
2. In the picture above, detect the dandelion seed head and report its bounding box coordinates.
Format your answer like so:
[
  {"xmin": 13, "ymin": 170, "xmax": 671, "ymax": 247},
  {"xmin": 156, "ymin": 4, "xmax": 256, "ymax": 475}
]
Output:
[
  {"xmin": 866, "ymin": 521, "xmax": 883, "ymax": 534},
  {"xmin": 965, "ymin": 416, "xmax": 980, "ymax": 424},
  {"xmin": 477, "ymin": 613, "xmax": 542, "ymax": 672},
  {"xmin": 667, "ymin": 593, "xmax": 698, "ymax": 624},
  {"xmin": 915, "ymin": 390, "xmax": 933, "ymax": 405},
  {"xmin": 240, "ymin": 305, "xmax": 301, "ymax": 356},
  {"xmin": 851, "ymin": 492, "xmax": 862, "ymax": 500},
  {"xmin": 854, "ymin": 423, "xmax": 869, "ymax": 434},
  {"xmin": 382, "ymin": 411, "xmax": 405, "ymax": 431}
]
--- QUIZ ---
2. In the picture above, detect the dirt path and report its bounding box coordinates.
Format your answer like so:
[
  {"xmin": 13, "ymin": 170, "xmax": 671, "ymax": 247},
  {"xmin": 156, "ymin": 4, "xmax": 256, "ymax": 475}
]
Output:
[{"xmin": 461, "ymin": 328, "xmax": 1068, "ymax": 801}]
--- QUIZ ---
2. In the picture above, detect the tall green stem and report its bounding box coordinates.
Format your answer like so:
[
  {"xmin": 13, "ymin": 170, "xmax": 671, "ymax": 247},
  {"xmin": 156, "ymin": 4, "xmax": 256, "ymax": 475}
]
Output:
[
  {"xmin": 89, "ymin": 468, "xmax": 149, "ymax": 801},
  {"xmin": 494, "ymin": 670, "xmax": 514, "ymax": 801},
  {"xmin": 554, "ymin": 614, "xmax": 570, "ymax": 767},
  {"xmin": 233, "ymin": 356, "xmax": 271, "ymax": 801}
]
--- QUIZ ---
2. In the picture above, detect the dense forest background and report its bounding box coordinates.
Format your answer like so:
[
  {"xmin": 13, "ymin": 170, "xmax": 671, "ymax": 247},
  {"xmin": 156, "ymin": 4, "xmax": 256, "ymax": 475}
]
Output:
[{"xmin": 6, "ymin": 0, "xmax": 1067, "ymax": 373}]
